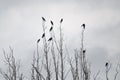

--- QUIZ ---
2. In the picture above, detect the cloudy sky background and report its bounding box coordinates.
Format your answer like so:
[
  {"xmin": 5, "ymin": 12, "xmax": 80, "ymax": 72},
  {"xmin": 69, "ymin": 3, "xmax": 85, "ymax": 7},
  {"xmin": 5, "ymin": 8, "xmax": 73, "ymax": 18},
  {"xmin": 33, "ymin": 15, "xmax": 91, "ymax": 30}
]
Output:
[{"xmin": 0, "ymin": 0, "xmax": 120, "ymax": 80}]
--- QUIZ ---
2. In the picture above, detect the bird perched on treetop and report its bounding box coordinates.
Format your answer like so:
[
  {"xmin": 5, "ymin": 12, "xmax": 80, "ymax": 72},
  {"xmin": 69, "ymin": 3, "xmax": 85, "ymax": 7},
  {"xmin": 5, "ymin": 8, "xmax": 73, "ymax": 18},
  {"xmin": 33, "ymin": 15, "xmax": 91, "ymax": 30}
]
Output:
[
  {"xmin": 83, "ymin": 49, "xmax": 86, "ymax": 53},
  {"xmin": 42, "ymin": 33, "xmax": 45, "ymax": 38},
  {"xmin": 49, "ymin": 26, "xmax": 53, "ymax": 32},
  {"xmin": 42, "ymin": 17, "xmax": 46, "ymax": 21},
  {"xmin": 48, "ymin": 37, "xmax": 52, "ymax": 41},
  {"xmin": 105, "ymin": 62, "xmax": 108, "ymax": 67},
  {"xmin": 50, "ymin": 20, "xmax": 54, "ymax": 25},
  {"xmin": 37, "ymin": 39, "xmax": 40, "ymax": 43},
  {"xmin": 60, "ymin": 18, "xmax": 63, "ymax": 23},
  {"xmin": 81, "ymin": 23, "xmax": 85, "ymax": 29}
]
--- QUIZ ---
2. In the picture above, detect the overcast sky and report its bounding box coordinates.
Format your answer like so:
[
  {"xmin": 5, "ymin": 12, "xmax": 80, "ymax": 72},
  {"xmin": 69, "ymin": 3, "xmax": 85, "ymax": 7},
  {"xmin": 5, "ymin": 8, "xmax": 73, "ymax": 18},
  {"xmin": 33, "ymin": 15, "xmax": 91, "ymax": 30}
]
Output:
[{"xmin": 0, "ymin": 0, "xmax": 120, "ymax": 80}]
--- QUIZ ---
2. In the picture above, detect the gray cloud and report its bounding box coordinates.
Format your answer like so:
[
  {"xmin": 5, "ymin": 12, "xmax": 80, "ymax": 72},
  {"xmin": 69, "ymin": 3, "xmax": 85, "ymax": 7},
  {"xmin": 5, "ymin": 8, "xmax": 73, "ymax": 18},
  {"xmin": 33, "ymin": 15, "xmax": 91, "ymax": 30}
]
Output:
[{"xmin": 0, "ymin": 0, "xmax": 120, "ymax": 79}]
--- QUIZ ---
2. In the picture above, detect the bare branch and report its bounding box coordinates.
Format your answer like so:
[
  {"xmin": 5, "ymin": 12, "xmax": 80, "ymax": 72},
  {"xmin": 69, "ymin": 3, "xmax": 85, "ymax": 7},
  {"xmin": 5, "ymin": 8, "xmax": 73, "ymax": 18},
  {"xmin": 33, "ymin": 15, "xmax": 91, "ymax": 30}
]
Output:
[{"xmin": 114, "ymin": 63, "xmax": 120, "ymax": 80}]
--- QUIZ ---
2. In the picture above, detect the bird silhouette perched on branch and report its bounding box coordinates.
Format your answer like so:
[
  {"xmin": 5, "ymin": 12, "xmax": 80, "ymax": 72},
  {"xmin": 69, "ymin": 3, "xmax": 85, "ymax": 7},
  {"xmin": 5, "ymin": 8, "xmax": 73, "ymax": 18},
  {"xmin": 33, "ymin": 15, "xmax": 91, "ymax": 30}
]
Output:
[
  {"xmin": 50, "ymin": 20, "xmax": 54, "ymax": 25},
  {"xmin": 60, "ymin": 18, "xmax": 63, "ymax": 23},
  {"xmin": 81, "ymin": 23, "xmax": 85, "ymax": 29},
  {"xmin": 105, "ymin": 62, "xmax": 108, "ymax": 67},
  {"xmin": 49, "ymin": 26, "xmax": 53, "ymax": 32},
  {"xmin": 83, "ymin": 49, "xmax": 86, "ymax": 53},
  {"xmin": 37, "ymin": 39, "xmax": 40, "ymax": 43},
  {"xmin": 42, "ymin": 33, "xmax": 45, "ymax": 38},
  {"xmin": 42, "ymin": 17, "xmax": 46, "ymax": 21},
  {"xmin": 48, "ymin": 37, "xmax": 52, "ymax": 41}
]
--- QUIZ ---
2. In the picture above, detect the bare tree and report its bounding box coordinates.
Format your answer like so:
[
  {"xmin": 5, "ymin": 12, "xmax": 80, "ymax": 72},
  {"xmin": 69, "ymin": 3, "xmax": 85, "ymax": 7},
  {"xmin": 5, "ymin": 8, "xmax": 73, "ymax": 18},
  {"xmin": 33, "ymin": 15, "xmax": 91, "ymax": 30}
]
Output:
[
  {"xmin": 105, "ymin": 62, "xmax": 111, "ymax": 80},
  {"xmin": 42, "ymin": 17, "xmax": 51, "ymax": 80},
  {"xmin": 114, "ymin": 63, "xmax": 120, "ymax": 80},
  {"xmin": 50, "ymin": 20, "xmax": 59, "ymax": 80},
  {"xmin": 59, "ymin": 19, "xmax": 64, "ymax": 80},
  {"xmin": 104, "ymin": 62, "xmax": 120, "ymax": 80},
  {"xmin": 0, "ymin": 47, "xmax": 24, "ymax": 80},
  {"xmin": 67, "ymin": 23, "xmax": 91, "ymax": 80},
  {"xmin": 31, "ymin": 42, "xmax": 45, "ymax": 80},
  {"xmin": 66, "ymin": 24, "xmax": 91, "ymax": 80},
  {"xmin": 31, "ymin": 52, "xmax": 35, "ymax": 80},
  {"xmin": 93, "ymin": 70, "xmax": 100, "ymax": 80},
  {"xmin": 1, "ymin": 18, "xmax": 120, "ymax": 80}
]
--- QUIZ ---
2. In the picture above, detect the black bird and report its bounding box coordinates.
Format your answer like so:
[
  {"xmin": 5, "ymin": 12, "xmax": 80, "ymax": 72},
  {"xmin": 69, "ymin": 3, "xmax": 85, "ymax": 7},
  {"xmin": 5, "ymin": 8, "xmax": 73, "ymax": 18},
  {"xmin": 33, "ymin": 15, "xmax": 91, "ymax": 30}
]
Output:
[
  {"xmin": 83, "ymin": 49, "xmax": 86, "ymax": 53},
  {"xmin": 49, "ymin": 26, "xmax": 53, "ymax": 32},
  {"xmin": 42, "ymin": 33, "xmax": 45, "ymax": 38},
  {"xmin": 105, "ymin": 62, "xmax": 108, "ymax": 67},
  {"xmin": 42, "ymin": 17, "xmax": 46, "ymax": 21},
  {"xmin": 37, "ymin": 39, "xmax": 40, "ymax": 43},
  {"xmin": 50, "ymin": 21, "xmax": 54, "ymax": 25},
  {"xmin": 81, "ymin": 24, "xmax": 85, "ymax": 29},
  {"xmin": 48, "ymin": 37, "xmax": 52, "ymax": 41},
  {"xmin": 60, "ymin": 18, "xmax": 63, "ymax": 23}
]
